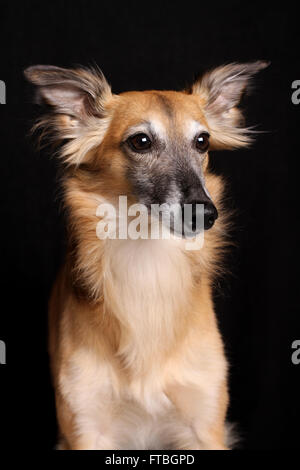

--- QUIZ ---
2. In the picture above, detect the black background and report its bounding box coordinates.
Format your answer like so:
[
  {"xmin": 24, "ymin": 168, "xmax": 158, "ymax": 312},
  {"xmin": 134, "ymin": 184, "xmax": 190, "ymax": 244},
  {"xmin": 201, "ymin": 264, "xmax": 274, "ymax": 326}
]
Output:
[{"xmin": 0, "ymin": 1, "xmax": 297, "ymax": 451}]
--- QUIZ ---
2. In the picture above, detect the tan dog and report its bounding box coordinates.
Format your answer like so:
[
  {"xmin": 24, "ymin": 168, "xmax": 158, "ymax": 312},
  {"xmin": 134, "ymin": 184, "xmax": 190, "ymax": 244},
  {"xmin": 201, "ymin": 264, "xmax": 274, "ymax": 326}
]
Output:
[{"xmin": 25, "ymin": 61, "xmax": 267, "ymax": 450}]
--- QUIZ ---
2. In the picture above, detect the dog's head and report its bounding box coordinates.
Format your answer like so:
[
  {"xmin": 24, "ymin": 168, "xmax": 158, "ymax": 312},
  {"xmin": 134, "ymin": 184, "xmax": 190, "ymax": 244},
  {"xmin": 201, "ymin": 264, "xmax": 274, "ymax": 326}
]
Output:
[{"xmin": 25, "ymin": 62, "xmax": 268, "ymax": 236}]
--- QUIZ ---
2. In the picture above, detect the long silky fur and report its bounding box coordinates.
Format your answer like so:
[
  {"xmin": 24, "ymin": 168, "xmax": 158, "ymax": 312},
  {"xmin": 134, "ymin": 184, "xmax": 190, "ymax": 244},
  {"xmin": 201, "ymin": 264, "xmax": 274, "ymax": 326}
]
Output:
[{"xmin": 24, "ymin": 61, "xmax": 268, "ymax": 450}]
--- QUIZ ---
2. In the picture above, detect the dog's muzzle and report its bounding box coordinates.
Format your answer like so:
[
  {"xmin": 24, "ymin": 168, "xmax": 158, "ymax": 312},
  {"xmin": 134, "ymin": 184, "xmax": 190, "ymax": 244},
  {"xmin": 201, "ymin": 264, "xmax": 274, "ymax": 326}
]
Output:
[{"xmin": 181, "ymin": 200, "xmax": 218, "ymax": 235}]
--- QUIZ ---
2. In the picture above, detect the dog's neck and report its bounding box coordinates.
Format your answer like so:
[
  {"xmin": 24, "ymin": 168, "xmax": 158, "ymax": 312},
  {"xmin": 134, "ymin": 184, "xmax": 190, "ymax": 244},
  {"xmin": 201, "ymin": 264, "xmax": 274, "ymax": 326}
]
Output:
[{"xmin": 101, "ymin": 238, "xmax": 194, "ymax": 370}]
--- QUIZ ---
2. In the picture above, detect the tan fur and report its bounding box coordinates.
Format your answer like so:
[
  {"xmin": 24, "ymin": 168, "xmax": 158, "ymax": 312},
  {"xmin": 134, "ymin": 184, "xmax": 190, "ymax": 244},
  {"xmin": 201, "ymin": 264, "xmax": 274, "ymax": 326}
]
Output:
[{"xmin": 25, "ymin": 62, "xmax": 268, "ymax": 450}]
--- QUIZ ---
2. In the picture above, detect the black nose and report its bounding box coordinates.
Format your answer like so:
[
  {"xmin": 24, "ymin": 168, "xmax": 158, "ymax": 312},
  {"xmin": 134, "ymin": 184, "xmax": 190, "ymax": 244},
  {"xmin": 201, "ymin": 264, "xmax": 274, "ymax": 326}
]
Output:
[
  {"xmin": 203, "ymin": 202, "xmax": 218, "ymax": 230},
  {"xmin": 182, "ymin": 201, "xmax": 218, "ymax": 234}
]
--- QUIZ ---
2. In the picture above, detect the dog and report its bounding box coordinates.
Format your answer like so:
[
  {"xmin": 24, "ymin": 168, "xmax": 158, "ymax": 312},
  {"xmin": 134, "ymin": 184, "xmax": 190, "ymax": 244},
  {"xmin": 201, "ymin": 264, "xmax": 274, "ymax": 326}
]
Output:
[{"xmin": 25, "ymin": 61, "xmax": 268, "ymax": 450}]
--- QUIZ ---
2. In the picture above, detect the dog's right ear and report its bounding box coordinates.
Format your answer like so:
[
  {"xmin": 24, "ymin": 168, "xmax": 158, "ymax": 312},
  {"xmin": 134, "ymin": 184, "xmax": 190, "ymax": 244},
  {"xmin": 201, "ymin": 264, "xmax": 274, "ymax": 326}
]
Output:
[
  {"xmin": 191, "ymin": 61, "xmax": 269, "ymax": 149},
  {"xmin": 24, "ymin": 65, "xmax": 114, "ymax": 165}
]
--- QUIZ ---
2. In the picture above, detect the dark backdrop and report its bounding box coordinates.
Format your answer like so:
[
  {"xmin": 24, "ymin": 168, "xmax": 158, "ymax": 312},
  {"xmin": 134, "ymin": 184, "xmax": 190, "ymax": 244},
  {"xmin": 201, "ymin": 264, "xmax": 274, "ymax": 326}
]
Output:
[{"xmin": 0, "ymin": 1, "xmax": 296, "ymax": 451}]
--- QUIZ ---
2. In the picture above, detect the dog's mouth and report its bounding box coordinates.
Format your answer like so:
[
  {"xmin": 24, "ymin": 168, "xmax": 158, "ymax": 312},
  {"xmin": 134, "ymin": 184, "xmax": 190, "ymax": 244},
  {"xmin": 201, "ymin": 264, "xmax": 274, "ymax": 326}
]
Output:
[
  {"xmin": 169, "ymin": 223, "xmax": 205, "ymax": 239},
  {"xmin": 147, "ymin": 204, "xmax": 209, "ymax": 240}
]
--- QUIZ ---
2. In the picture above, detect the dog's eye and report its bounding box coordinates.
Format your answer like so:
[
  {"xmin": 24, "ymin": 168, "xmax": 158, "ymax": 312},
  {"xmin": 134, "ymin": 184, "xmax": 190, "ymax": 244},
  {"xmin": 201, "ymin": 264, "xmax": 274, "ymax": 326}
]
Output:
[
  {"xmin": 127, "ymin": 133, "xmax": 152, "ymax": 153},
  {"xmin": 195, "ymin": 133, "xmax": 210, "ymax": 153}
]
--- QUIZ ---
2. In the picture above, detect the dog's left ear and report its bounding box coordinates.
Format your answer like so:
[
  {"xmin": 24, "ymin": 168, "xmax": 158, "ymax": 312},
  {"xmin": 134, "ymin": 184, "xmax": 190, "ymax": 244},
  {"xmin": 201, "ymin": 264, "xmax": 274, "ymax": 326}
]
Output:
[
  {"xmin": 24, "ymin": 65, "xmax": 114, "ymax": 165},
  {"xmin": 24, "ymin": 65, "xmax": 112, "ymax": 117},
  {"xmin": 191, "ymin": 61, "xmax": 269, "ymax": 149}
]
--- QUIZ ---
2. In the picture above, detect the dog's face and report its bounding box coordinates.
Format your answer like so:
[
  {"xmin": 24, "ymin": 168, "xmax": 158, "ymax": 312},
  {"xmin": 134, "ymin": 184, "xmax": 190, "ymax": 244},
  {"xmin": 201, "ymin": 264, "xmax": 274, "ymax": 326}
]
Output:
[
  {"xmin": 25, "ymin": 62, "xmax": 268, "ymax": 235},
  {"xmin": 102, "ymin": 90, "xmax": 218, "ymax": 233}
]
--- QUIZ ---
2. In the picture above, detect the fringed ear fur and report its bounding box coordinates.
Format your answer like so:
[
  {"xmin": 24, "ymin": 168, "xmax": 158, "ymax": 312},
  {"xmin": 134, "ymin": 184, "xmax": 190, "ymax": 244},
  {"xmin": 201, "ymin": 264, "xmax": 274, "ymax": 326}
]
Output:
[
  {"xmin": 24, "ymin": 65, "xmax": 114, "ymax": 165},
  {"xmin": 191, "ymin": 61, "xmax": 269, "ymax": 149}
]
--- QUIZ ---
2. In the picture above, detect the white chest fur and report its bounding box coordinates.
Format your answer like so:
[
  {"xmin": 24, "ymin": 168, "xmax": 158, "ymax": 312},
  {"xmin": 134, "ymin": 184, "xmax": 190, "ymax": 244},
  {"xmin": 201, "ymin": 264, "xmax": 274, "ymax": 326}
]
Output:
[{"xmin": 102, "ymin": 238, "xmax": 193, "ymax": 368}]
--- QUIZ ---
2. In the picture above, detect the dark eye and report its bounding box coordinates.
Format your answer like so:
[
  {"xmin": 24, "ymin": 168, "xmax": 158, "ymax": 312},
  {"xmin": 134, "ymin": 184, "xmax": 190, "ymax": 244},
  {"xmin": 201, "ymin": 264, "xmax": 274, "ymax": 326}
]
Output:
[
  {"xmin": 127, "ymin": 133, "xmax": 152, "ymax": 153},
  {"xmin": 195, "ymin": 133, "xmax": 210, "ymax": 153}
]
